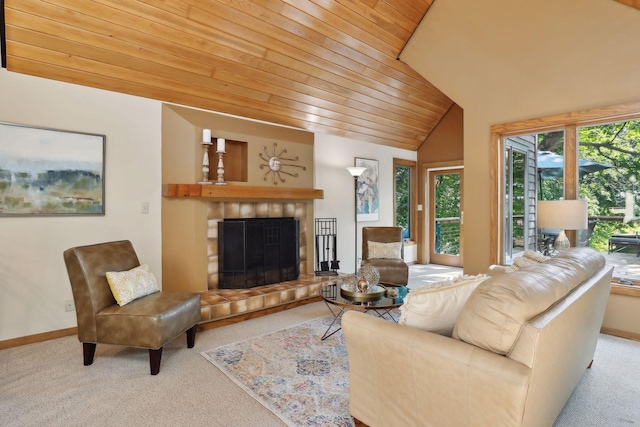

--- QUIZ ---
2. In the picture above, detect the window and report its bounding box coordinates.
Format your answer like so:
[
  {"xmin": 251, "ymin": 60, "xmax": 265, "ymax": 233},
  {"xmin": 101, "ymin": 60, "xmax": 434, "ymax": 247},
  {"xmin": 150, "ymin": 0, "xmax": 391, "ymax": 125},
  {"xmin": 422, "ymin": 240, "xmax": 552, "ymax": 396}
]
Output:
[
  {"xmin": 503, "ymin": 136, "xmax": 536, "ymax": 262},
  {"xmin": 394, "ymin": 159, "xmax": 416, "ymax": 241},
  {"xmin": 502, "ymin": 131, "xmax": 565, "ymax": 262},
  {"xmin": 491, "ymin": 101, "xmax": 640, "ymax": 294},
  {"xmin": 578, "ymin": 120, "xmax": 640, "ymax": 252}
]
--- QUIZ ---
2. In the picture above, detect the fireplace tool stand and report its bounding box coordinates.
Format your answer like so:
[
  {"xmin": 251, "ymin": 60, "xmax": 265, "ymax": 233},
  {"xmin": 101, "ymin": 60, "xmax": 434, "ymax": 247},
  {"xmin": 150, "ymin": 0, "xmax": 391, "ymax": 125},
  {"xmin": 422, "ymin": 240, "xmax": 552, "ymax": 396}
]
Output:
[{"xmin": 315, "ymin": 218, "xmax": 339, "ymax": 276}]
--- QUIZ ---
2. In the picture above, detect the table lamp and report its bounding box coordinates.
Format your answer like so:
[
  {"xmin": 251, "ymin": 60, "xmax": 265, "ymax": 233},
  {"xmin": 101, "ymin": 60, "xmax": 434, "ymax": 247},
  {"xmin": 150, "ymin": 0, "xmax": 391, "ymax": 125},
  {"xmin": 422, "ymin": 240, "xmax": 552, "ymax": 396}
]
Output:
[{"xmin": 537, "ymin": 199, "xmax": 588, "ymax": 251}]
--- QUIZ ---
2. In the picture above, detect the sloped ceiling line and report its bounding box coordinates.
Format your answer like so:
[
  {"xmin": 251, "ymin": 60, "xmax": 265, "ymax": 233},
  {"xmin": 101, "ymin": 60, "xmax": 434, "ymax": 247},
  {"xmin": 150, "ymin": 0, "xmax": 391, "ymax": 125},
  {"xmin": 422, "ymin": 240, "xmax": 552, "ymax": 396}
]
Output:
[{"xmin": 614, "ymin": 0, "xmax": 640, "ymax": 12}]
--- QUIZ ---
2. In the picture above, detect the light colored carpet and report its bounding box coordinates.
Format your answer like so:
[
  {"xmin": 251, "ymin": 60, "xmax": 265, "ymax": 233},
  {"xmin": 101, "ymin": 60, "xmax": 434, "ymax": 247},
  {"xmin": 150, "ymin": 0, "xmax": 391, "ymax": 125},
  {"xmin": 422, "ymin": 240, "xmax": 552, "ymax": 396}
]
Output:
[
  {"xmin": 1, "ymin": 300, "xmax": 639, "ymax": 426},
  {"xmin": 202, "ymin": 316, "xmax": 352, "ymax": 427},
  {"xmin": 0, "ymin": 302, "xmax": 328, "ymax": 427},
  {"xmin": 554, "ymin": 333, "xmax": 640, "ymax": 426},
  {"xmin": 407, "ymin": 263, "xmax": 463, "ymax": 289}
]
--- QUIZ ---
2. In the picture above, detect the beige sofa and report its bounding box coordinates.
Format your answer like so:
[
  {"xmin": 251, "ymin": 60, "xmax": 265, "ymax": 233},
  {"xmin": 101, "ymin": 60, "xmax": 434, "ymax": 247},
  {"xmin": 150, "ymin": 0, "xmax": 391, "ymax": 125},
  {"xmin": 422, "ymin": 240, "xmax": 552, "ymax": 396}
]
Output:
[{"xmin": 343, "ymin": 247, "xmax": 613, "ymax": 427}]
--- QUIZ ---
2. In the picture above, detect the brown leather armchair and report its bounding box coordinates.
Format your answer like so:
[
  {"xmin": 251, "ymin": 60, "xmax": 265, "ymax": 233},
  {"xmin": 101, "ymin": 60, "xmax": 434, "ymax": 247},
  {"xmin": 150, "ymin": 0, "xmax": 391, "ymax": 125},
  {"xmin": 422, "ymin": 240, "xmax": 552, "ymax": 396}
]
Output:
[
  {"xmin": 63, "ymin": 240, "xmax": 201, "ymax": 375},
  {"xmin": 361, "ymin": 227, "xmax": 409, "ymax": 286}
]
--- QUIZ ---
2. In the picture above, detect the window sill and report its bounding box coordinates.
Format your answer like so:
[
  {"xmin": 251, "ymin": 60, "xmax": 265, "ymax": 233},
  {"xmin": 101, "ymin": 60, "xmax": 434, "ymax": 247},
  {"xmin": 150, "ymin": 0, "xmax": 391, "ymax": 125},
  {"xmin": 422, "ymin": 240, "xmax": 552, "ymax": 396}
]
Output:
[{"xmin": 611, "ymin": 280, "xmax": 640, "ymax": 297}]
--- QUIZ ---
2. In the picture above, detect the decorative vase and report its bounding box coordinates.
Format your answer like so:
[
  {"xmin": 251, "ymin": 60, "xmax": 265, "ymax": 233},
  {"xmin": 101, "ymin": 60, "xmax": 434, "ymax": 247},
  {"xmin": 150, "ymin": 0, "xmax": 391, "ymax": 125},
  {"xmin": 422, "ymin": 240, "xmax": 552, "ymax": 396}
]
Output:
[
  {"xmin": 357, "ymin": 277, "xmax": 369, "ymax": 292},
  {"xmin": 359, "ymin": 264, "xmax": 380, "ymax": 287}
]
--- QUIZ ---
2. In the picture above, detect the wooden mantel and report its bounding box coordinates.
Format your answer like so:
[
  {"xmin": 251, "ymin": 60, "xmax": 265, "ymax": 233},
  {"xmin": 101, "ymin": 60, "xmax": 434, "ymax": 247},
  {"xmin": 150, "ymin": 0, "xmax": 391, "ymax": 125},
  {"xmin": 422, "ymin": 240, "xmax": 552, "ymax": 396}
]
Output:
[{"xmin": 162, "ymin": 184, "xmax": 324, "ymax": 200}]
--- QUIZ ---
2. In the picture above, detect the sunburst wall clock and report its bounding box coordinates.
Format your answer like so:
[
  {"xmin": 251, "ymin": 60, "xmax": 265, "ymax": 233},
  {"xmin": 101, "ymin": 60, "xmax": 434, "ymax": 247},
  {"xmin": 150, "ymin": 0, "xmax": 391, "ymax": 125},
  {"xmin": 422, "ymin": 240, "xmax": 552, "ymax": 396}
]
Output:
[{"xmin": 259, "ymin": 143, "xmax": 306, "ymax": 185}]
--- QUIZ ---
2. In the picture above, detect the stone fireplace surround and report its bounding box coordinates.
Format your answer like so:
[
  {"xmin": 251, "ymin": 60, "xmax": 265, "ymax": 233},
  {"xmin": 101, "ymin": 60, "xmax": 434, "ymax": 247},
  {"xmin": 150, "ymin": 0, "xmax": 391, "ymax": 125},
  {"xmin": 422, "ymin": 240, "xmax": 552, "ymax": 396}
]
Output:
[
  {"xmin": 206, "ymin": 200, "xmax": 309, "ymax": 289},
  {"xmin": 199, "ymin": 200, "xmax": 340, "ymax": 327}
]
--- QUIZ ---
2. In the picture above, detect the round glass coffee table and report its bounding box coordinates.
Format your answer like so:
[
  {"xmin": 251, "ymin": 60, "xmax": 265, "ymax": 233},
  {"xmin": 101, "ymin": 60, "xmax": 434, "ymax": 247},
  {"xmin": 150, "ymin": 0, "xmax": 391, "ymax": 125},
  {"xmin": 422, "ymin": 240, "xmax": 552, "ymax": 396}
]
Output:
[{"xmin": 319, "ymin": 282, "xmax": 409, "ymax": 340}]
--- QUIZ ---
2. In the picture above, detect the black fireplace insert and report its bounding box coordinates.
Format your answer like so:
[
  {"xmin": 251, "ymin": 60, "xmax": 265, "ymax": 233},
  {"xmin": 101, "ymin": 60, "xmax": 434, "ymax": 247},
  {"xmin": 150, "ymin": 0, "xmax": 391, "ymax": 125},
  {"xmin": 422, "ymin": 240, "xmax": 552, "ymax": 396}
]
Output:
[{"xmin": 218, "ymin": 217, "xmax": 300, "ymax": 289}]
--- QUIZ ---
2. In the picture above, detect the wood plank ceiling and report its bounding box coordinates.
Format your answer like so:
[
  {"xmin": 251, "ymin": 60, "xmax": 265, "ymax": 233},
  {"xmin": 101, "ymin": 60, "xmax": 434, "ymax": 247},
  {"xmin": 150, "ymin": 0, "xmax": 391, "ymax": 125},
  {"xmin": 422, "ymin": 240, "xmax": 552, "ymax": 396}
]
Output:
[{"xmin": 3, "ymin": 0, "xmax": 453, "ymax": 150}]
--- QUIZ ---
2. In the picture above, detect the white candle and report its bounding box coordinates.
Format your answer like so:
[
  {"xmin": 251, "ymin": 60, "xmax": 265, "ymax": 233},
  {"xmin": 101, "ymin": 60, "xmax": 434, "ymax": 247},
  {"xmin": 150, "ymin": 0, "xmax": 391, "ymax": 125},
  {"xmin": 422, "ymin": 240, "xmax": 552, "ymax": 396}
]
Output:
[
  {"xmin": 202, "ymin": 129, "xmax": 211, "ymax": 143},
  {"xmin": 217, "ymin": 138, "xmax": 226, "ymax": 153}
]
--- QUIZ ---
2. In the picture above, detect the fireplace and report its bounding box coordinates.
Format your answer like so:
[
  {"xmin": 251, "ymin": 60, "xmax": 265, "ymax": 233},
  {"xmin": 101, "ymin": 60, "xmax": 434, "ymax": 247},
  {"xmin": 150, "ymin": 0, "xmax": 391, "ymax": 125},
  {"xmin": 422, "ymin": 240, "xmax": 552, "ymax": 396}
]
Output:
[{"xmin": 218, "ymin": 217, "xmax": 300, "ymax": 289}]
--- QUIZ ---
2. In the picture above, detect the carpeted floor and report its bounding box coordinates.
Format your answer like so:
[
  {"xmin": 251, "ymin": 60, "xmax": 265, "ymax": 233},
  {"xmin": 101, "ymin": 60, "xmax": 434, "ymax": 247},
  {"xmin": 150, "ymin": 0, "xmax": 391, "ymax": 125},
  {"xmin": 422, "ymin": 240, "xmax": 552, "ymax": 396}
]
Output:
[
  {"xmin": 554, "ymin": 333, "xmax": 640, "ymax": 426},
  {"xmin": 0, "ymin": 303, "xmax": 329, "ymax": 427},
  {"xmin": 407, "ymin": 263, "xmax": 463, "ymax": 289},
  {"xmin": 1, "ymin": 300, "xmax": 639, "ymax": 426}
]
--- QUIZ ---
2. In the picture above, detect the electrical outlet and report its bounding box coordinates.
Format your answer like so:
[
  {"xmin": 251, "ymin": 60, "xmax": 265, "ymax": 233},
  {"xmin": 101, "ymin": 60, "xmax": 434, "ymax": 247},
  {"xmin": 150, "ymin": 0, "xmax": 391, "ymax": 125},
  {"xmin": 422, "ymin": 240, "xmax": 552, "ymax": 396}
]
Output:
[
  {"xmin": 65, "ymin": 299, "xmax": 75, "ymax": 312},
  {"xmin": 141, "ymin": 202, "xmax": 149, "ymax": 214}
]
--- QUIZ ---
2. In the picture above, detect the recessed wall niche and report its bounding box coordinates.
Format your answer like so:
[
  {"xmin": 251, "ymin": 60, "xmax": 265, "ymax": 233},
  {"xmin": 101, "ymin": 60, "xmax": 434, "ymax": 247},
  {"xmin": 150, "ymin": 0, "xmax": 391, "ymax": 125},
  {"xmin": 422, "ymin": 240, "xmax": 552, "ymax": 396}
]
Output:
[{"xmin": 210, "ymin": 139, "xmax": 247, "ymax": 182}]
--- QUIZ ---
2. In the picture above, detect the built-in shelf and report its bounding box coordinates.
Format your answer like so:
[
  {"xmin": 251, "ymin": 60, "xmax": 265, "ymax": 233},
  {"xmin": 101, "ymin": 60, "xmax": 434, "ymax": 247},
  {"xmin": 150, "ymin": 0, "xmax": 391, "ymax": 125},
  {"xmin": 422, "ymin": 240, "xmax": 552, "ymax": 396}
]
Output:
[{"xmin": 162, "ymin": 184, "xmax": 324, "ymax": 200}]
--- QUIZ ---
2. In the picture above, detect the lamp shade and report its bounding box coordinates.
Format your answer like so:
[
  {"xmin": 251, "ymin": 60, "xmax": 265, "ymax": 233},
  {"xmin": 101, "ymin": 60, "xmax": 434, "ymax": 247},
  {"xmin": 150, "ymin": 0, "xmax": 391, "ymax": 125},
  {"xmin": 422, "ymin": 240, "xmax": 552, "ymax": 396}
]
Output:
[
  {"xmin": 537, "ymin": 200, "xmax": 588, "ymax": 230},
  {"xmin": 347, "ymin": 166, "xmax": 367, "ymax": 177}
]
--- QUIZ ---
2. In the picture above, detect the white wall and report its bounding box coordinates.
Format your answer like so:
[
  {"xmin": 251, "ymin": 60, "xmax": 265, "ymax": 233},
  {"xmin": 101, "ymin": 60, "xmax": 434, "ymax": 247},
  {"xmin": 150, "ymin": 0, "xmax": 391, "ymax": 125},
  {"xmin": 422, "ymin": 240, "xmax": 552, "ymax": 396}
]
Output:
[
  {"xmin": 313, "ymin": 134, "xmax": 417, "ymax": 274},
  {"xmin": 400, "ymin": 0, "xmax": 640, "ymax": 274},
  {"xmin": 0, "ymin": 69, "xmax": 415, "ymax": 342},
  {"xmin": 0, "ymin": 69, "xmax": 162, "ymax": 341}
]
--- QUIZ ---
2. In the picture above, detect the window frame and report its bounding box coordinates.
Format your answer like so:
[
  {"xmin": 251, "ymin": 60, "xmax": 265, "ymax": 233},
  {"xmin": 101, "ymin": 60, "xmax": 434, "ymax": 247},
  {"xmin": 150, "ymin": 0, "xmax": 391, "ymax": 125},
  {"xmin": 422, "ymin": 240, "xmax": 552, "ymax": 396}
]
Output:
[
  {"xmin": 503, "ymin": 138, "xmax": 537, "ymax": 263},
  {"xmin": 491, "ymin": 100, "xmax": 640, "ymax": 296},
  {"xmin": 393, "ymin": 158, "xmax": 417, "ymax": 242}
]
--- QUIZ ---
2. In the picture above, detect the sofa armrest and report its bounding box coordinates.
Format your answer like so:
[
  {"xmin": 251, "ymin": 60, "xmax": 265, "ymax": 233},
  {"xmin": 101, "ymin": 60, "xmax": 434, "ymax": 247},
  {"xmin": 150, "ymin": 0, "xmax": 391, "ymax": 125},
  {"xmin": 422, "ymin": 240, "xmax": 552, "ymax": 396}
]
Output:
[{"xmin": 342, "ymin": 311, "xmax": 532, "ymax": 427}]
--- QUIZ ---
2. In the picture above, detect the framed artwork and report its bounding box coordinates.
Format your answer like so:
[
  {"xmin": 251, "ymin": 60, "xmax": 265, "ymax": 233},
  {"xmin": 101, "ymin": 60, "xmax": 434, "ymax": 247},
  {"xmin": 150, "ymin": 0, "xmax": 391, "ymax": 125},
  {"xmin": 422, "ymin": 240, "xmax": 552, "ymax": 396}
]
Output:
[
  {"xmin": 355, "ymin": 157, "xmax": 379, "ymax": 222},
  {"xmin": 0, "ymin": 122, "xmax": 105, "ymax": 216}
]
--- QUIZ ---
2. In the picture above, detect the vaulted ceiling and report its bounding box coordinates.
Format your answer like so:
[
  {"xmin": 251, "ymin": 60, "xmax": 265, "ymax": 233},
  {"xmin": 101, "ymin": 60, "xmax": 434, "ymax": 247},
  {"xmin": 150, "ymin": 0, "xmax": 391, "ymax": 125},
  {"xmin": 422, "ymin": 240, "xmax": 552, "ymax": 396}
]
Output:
[
  {"xmin": 615, "ymin": 0, "xmax": 640, "ymax": 12},
  {"xmin": 2, "ymin": 0, "xmax": 454, "ymax": 150}
]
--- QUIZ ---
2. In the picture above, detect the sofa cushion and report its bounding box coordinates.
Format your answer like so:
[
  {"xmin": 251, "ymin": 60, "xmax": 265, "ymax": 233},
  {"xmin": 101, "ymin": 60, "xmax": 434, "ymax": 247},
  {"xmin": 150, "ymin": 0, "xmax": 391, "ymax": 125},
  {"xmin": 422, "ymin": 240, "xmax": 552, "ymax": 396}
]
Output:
[
  {"xmin": 362, "ymin": 258, "xmax": 408, "ymax": 286},
  {"xmin": 399, "ymin": 274, "xmax": 488, "ymax": 336},
  {"xmin": 453, "ymin": 247, "xmax": 605, "ymax": 355},
  {"xmin": 106, "ymin": 264, "xmax": 160, "ymax": 306},
  {"xmin": 488, "ymin": 251, "xmax": 550, "ymax": 275},
  {"xmin": 367, "ymin": 241, "xmax": 402, "ymax": 260},
  {"xmin": 512, "ymin": 250, "xmax": 550, "ymax": 269}
]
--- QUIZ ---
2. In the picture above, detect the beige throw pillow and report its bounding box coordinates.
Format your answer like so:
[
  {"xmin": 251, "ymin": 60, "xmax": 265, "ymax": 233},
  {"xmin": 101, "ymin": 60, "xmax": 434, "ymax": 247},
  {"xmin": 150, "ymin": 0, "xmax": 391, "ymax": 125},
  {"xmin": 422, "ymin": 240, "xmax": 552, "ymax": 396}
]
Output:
[
  {"xmin": 511, "ymin": 250, "xmax": 550, "ymax": 270},
  {"xmin": 399, "ymin": 274, "xmax": 489, "ymax": 336},
  {"xmin": 106, "ymin": 264, "xmax": 160, "ymax": 306},
  {"xmin": 367, "ymin": 241, "xmax": 402, "ymax": 260},
  {"xmin": 521, "ymin": 250, "xmax": 550, "ymax": 263}
]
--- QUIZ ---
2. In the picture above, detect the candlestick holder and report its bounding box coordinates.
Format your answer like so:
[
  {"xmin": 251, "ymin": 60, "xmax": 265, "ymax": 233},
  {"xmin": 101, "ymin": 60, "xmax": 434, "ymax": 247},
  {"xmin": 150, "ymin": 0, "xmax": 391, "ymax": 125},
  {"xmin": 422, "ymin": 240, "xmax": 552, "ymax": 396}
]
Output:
[
  {"xmin": 215, "ymin": 150, "xmax": 227, "ymax": 185},
  {"xmin": 197, "ymin": 143, "xmax": 213, "ymax": 184}
]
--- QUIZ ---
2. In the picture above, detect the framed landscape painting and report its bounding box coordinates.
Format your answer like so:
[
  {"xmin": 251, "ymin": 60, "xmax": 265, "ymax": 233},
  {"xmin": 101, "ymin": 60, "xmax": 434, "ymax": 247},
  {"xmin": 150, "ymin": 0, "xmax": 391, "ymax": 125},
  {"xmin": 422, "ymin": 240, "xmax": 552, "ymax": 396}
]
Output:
[
  {"xmin": 355, "ymin": 157, "xmax": 379, "ymax": 222},
  {"xmin": 0, "ymin": 122, "xmax": 105, "ymax": 216}
]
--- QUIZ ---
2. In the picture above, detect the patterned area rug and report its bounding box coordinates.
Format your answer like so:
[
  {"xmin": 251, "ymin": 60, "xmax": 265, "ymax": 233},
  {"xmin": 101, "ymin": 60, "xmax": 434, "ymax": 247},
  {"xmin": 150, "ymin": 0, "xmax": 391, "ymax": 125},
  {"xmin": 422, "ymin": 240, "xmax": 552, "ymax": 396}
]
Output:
[{"xmin": 201, "ymin": 316, "xmax": 354, "ymax": 427}]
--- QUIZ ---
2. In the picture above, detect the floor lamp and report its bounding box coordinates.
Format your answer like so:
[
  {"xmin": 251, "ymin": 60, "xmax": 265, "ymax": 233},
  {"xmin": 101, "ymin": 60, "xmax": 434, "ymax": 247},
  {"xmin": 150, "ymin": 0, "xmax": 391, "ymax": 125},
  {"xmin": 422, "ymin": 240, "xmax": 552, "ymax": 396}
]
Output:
[
  {"xmin": 537, "ymin": 199, "xmax": 588, "ymax": 251},
  {"xmin": 347, "ymin": 166, "xmax": 367, "ymax": 274}
]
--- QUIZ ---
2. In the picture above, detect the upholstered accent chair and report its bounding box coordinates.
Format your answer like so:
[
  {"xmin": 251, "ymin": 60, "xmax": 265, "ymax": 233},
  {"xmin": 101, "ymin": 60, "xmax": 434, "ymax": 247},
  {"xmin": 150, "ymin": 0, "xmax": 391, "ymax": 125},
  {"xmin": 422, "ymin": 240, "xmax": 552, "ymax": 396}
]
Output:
[
  {"xmin": 361, "ymin": 226, "xmax": 409, "ymax": 286},
  {"xmin": 63, "ymin": 240, "xmax": 201, "ymax": 375}
]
